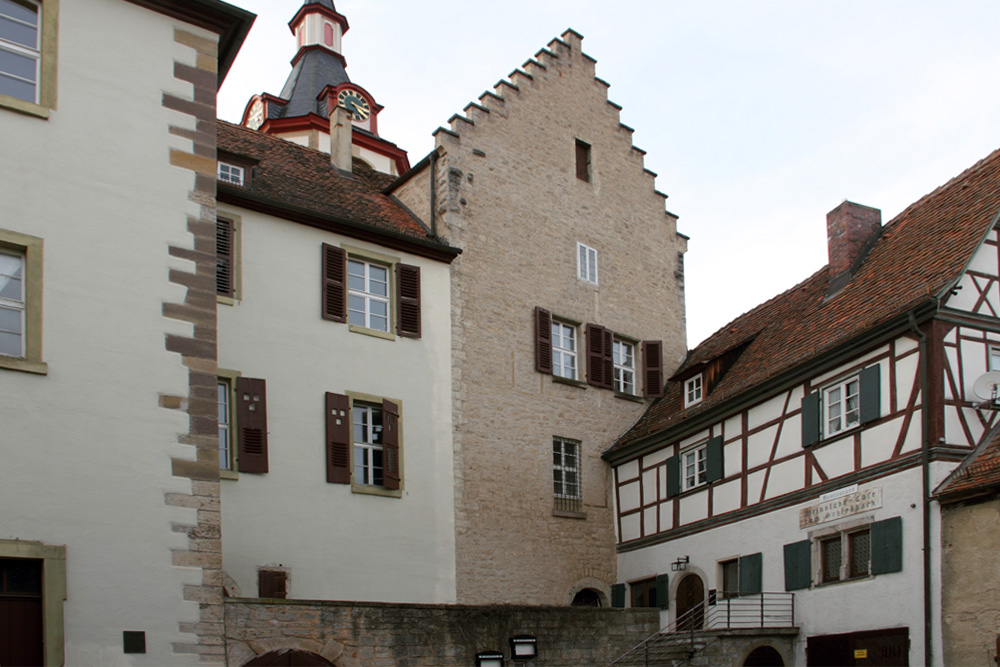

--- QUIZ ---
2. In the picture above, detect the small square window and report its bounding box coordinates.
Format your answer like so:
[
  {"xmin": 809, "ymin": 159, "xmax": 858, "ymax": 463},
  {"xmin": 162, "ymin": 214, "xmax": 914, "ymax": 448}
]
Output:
[
  {"xmin": 552, "ymin": 321, "xmax": 577, "ymax": 380},
  {"xmin": 577, "ymin": 243, "xmax": 598, "ymax": 285},
  {"xmin": 613, "ymin": 340, "xmax": 634, "ymax": 394},
  {"xmin": 685, "ymin": 375, "xmax": 703, "ymax": 407},
  {"xmin": 682, "ymin": 443, "xmax": 707, "ymax": 492},
  {"xmin": 824, "ymin": 375, "xmax": 860, "ymax": 437},
  {"xmin": 218, "ymin": 162, "xmax": 245, "ymax": 186}
]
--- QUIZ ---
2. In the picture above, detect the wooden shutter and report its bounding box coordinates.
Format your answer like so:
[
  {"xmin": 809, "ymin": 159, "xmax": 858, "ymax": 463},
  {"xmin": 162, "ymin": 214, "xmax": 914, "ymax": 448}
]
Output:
[
  {"xmin": 611, "ymin": 583, "xmax": 626, "ymax": 608},
  {"xmin": 642, "ymin": 340, "xmax": 664, "ymax": 397},
  {"xmin": 706, "ymin": 436, "xmax": 724, "ymax": 483},
  {"xmin": 783, "ymin": 540, "xmax": 811, "ymax": 591},
  {"xmin": 739, "ymin": 552, "xmax": 763, "ymax": 595},
  {"xmin": 871, "ymin": 516, "xmax": 903, "ymax": 575},
  {"xmin": 586, "ymin": 324, "xmax": 613, "ymax": 389},
  {"xmin": 236, "ymin": 377, "xmax": 268, "ymax": 473},
  {"xmin": 535, "ymin": 307, "xmax": 553, "ymax": 374},
  {"xmin": 655, "ymin": 573, "xmax": 670, "ymax": 609},
  {"xmin": 382, "ymin": 399, "xmax": 400, "ymax": 490},
  {"xmin": 396, "ymin": 263, "xmax": 421, "ymax": 338},
  {"xmin": 325, "ymin": 392, "xmax": 351, "ymax": 484},
  {"xmin": 801, "ymin": 391, "xmax": 821, "ymax": 447},
  {"xmin": 216, "ymin": 217, "xmax": 234, "ymax": 297},
  {"xmin": 859, "ymin": 364, "xmax": 881, "ymax": 425},
  {"xmin": 321, "ymin": 243, "xmax": 347, "ymax": 322},
  {"xmin": 665, "ymin": 455, "xmax": 680, "ymax": 498},
  {"xmin": 258, "ymin": 570, "xmax": 287, "ymax": 599}
]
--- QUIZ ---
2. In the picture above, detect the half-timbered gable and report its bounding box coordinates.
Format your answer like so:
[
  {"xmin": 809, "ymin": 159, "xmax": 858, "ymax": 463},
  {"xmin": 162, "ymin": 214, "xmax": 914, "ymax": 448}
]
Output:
[{"xmin": 605, "ymin": 147, "xmax": 1000, "ymax": 666}]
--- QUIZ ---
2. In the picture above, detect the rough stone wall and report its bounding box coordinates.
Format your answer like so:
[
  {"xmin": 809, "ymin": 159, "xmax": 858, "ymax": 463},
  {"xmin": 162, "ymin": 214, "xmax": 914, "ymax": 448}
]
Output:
[
  {"xmin": 225, "ymin": 599, "xmax": 659, "ymax": 666},
  {"xmin": 940, "ymin": 497, "xmax": 1000, "ymax": 666},
  {"xmin": 414, "ymin": 28, "xmax": 688, "ymax": 605}
]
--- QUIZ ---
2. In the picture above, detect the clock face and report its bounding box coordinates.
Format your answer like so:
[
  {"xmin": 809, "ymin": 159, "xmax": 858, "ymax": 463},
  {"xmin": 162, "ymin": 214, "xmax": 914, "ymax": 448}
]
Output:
[
  {"xmin": 247, "ymin": 100, "xmax": 264, "ymax": 130},
  {"xmin": 337, "ymin": 89, "xmax": 371, "ymax": 121}
]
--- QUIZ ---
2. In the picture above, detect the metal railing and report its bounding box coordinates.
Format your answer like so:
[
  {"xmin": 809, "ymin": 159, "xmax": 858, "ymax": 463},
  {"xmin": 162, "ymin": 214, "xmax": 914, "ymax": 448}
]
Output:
[{"xmin": 607, "ymin": 592, "xmax": 795, "ymax": 666}]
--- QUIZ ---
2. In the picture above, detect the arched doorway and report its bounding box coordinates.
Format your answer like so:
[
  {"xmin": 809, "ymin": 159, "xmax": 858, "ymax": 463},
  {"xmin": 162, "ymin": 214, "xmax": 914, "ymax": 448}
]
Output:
[
  {"xmin": 743, "ymin": 645, "xmax": 784, "ymax": 666},
  {"xmin": 244, "ymin": 649, "xmax": 335, "ymax": 666},
  {"xmin": 571, "ymin": 588, "xmax": 602, "ymax": 607},
  {"xmin": 676, "ymin": 574, "xmax": 704, "ymax": 631}
]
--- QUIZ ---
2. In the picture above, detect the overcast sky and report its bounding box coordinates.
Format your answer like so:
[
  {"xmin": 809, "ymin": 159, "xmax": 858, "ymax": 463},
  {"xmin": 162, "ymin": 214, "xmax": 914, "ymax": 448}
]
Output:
[{"xmin": 218, "ymin": 0, "xmax": 1000, "ymax": 348}]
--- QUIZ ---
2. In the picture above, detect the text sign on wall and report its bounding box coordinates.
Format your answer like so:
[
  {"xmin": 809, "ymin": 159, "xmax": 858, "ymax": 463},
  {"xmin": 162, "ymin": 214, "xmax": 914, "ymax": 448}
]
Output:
[{"xmin": 800, "ymin": 487, "xmax": 882, "ymax": 529}]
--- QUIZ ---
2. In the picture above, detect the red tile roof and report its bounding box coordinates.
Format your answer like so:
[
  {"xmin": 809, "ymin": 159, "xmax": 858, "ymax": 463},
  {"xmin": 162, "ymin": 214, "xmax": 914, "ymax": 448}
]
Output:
[
  {"xmin": 936, "ymin": 423, "xmax": 1000, "ymax": 500},
  {"xmin": 608, "ymin": 146, "xmax": 1000, "ymax": 457}
]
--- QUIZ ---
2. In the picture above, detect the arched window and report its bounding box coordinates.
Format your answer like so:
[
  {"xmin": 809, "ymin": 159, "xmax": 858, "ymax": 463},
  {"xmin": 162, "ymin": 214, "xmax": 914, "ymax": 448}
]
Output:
[{"xmin": 324, "ymin": 23, "xmax": 334, "ymax": 47}]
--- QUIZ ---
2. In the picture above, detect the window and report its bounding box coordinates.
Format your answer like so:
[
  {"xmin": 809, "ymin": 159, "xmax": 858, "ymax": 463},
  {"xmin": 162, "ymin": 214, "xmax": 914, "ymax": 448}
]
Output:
[
  {"xmin": 575, "ymin": 138, "xmax": 591, "ymax": 182},
  {"xmin": 577, "ymin": 242, "xmax": 597, "ymax": 285},
  {"xmin": 215, "ymin": 214, "xmax": 240, "ymax": 302},
  {"xmin": 801, "ymin": 365, "xmax": 880, "ymax": 446},
  {"xmin": 665, "ymin": 436, "xmax": 723, "ymax": 498},
  {"xmin": 682, "ymin": 443, "xmax": 707, "ymax": 491},
  {"xmin": 325, "ymin": 391, "xmax": 401, "ymax": 494},
  {"xmin": 348, "ymin": 259, "xmax": 389, "ymax": 332},
  {"xmin": 821, "ymin": 528, "xmax": 871, "ymax": 583},
  {"xmin": 553, "ymin": 437, "xmax": 581, "ymax": 513},
  {"xmin": 217, "ymin": 162, "xmax": 244, "ymax": 186},
  {"xmin": 0, "ymin": 0, "xmax": 57, "ymax": 117},
  {"xmin": 552, "ymin": 321, "xmax": 577, "ymax": 380},
  {"xmin": 258, "ymin": 569, "xmax": 287, "ymax": 599},
  {"xmin": 613, "ymin": 340, "xmax": 634, "ymax": 394},
  {"xmin": 820, "ymin": 535, "xmax": 842, "ymax": 583},
  {"xmin": 0, "ymin": 540, "xmax": 65, "ymax": 667},
  {"xmin": 721, "ymin": 559, "xmax": 739, "ymax": 598},
  {"xmin": 824, "ymin": 375, "xmax": 860, "ymax": 437},
  {"xmin": 718, "ymin": 553, "xmax": 763, "ymax": 597},
  {"xmin": 630, "ymin": 577, "xmax": 657, "ymax": 608},
  {"xmin": 990, "ymin": 345, "xmax": 1000, "ymax": 371},
  {"xmin": 0, "ymin": 228, "xmax": 43, "ymax": 374},
  {"xmin": 783, "ymin": 517, "xmax": 902, "ymax": 591},
  {"xmin": 848, "ymin": 529, "xmax": 871, "ymax": 579},
  {"xmin": 216, "ymin": 374, "xmax": 268, "ymax": 476},
  {"xmin": 685, "ymin": 374, "xmax": 703, "ymax": 406},
  {"xmin": 218, "ymin": 379, "xmax": 233, "ymax": 471}
]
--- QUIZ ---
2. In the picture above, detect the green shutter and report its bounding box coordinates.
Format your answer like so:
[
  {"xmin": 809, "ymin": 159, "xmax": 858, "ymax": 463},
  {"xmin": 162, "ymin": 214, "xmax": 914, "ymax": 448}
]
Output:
[
  {"xmin": 665, "ymin": 455, "xmax": 680, "ymax": 498},
  {"xmin": 801, "ymin": 391, "xmax": 820, "ymax": 446},
  {"xmin": 706, "ymin": 436, "xmax": 724, "ymax": 482},
  {"xmin": 655, "ymin": 573, "xmax": 669, "ymax": 609},
  {"xmin": 871, "ymin": 516, "xmax": 903, "ymax": 575},
  {"xmin": 611, "ymin": 583, "xmax": 626, "ymax": 608},
  {"xmin": 739, "ymin": 552, "xmax": 762, "ymax": 595},
  {"xmin": 783, "ymin": 540, "xmax": 811, "ymax": 591},
  {"xmin": 859, "ymin": 364, "xmax": 881, "ymax": 425}
]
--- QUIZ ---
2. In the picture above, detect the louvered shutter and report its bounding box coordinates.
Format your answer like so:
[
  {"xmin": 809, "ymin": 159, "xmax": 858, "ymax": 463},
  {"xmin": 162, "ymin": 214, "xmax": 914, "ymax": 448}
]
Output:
[
  {"xmin": 642, "ymin": 340, "xmax": 664, "ymax": 397},
  {"xmin": 783, "ymin": 540, "xmax": 811, "ymax": 591},
  {"xmin": 871, "ymin": 516, "xmax": 903, "ymax": 575},
  {"xmin": 535, "ymin": 307, "xmax": 553, "ymax": 373},
  {"xmin": 801, "ymin": 391, "xmax": 821, "ymax": 447},
  {"xmin": 706, "ymin": 436, "xmax": 724, "ymax": 483},
  {"xmin": 603, "ymin": 329, "xmax": 614, "ymax": 389},
  {"xmin": 655, "ymin": 574, "xmax": 669, "ymax": 609},
  {"xmin": 321, "ymin": 244, "xmax": 347, "ymax": 322},
  {"xmin": 216, "ymin": 217, "xmax": 234, "ymax": 297},
  {"xmin": 396, "ymin": 263, "xmax": 421, "ymax": 338},
  {"xmin": 236, "ymin": 377, "xmax": 268, "ymax": 473},
  {"xmin": 859, "ymin": 364, "xmax": 881, "ymax": 425},
  {"xmin": 586, "ymin": 324, "xmax": 613, "ymax": 388},
  {"xmin": 382, "ymin": 399, "xmax": 400, "ymax": 490},
  {"xmin": 739, "ymin": 552, "xmax": 762, "ymax": 595},
  {"xmin": 665, "ymin": 455, "xmax": 680, "ymax": 498},
  {"xmin": 325, "ymin": 392, "xmax": 351, "ymax": 484},
  {"xmin": 611, "ymin": 583, "xmax": 626, "ymax": 608}
]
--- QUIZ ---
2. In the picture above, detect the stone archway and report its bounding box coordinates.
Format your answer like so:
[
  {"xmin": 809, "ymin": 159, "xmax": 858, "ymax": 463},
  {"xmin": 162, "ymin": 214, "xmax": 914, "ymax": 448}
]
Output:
[
  {"xmin": 571, "ymin": 588, "xmax": 603, "ymax": 607},
  {"xmin": 244, "ymin": 648, "xmax": 335, "ymax": 666},
  {"xmin": 743, "ymin": 645, "xmax": 785, "ymax": 666},
  {"xmin": 676, "ymin": 573, "xmax": 704, "ymax": 631}
]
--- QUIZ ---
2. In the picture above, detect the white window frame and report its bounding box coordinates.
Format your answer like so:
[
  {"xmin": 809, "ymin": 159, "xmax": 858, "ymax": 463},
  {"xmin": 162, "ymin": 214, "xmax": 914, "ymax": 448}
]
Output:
[
  {"xmin": 823, "ymin": 374, "xmax": 860, "ymax": 437},
  {"xmin": 577, "ymin": 242, "xmax": 598, "ymax": 285},
  {"xmin": 0, "ymin": 248, "xmax": 25, "ymax": 358},
  {"xmin": 0, "ymin": 0, "xmax": 40, "ymax": 104},
  {"xmin": 347, "ymin": 258, "xmax": 390, "ymax": 332},
  {"xmin": 990, "ymin": 345, "xmax": 1000, "ymax": 371},
  {"xmin": 682, "ymin": 442, "xmax": 708, "ymax": 492},
  {"xmin": 553, "ymin": 437, "xmax": 581, "ymax": 500},
  {"xmin": 217, "ymin": 162, "xmax": 245, "ymax": 186},
  {"xmin": 353, "ymin": 401, "xmax": 384, "ymax": 486},
  {"xmin": 552, "ymin": 321, "xmax": 577, "ymax": 380},
  {"xmin": 217, "ymin": 379, "xmax": 233, "ymax": 471},
  {"xmin": 613, "ymin": 339, "xmax": 635, "ymax": 394},
  {"xmin": 684, "ymin": 374, "xmax": 703, "ymax": 407}
]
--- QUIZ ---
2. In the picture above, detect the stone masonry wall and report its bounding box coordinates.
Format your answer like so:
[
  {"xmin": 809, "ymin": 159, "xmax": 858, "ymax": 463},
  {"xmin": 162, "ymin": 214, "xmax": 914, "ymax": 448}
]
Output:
[
  {"xmin": 225, "ymin": 599, "xmax": 659, "ymax": 666},
  {"xmin": 406, "ymin": 29, "xmax": 688, "ymax": 605}
]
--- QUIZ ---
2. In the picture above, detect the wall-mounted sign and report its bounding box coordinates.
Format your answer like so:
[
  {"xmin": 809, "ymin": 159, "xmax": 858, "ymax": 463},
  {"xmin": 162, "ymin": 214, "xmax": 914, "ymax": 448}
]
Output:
[
  {"xmin": 800, "ymin": 487, "xmax": 882, "ymax": 529},
  {"xmin": 854, "ymin": 649, "xmax": 868, "ymax": 659}
]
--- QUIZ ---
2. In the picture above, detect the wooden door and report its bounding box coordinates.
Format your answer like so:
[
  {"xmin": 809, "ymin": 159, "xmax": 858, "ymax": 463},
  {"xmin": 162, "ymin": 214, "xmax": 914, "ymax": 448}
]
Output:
[
  {"xmin": 676, "ymin": 574, "xmax": 704, "ymax": 631},
  {"xmin": 0, "ymin": 559, "xmax": 44, "ymax": 667}
]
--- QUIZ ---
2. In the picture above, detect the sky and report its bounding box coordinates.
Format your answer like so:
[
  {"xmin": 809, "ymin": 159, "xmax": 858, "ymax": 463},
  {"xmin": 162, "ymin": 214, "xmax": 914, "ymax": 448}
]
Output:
[{"xmin": 218, "ymin": 0, "xmax": 1000, "ymax": 348}]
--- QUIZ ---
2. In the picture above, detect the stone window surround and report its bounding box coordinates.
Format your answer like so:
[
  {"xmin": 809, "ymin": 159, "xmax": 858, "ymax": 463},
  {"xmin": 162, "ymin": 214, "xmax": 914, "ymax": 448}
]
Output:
[
  {"xmin": 0, "ymin": 538, "xmax": 66, "ymax": 666},
  {"xmin": 0, "ymin": 0, "xmax": 58, "ymax": 119},
  {"xmin": 0, "ymin": 227, "xmax": 45, "ymax": 374}
]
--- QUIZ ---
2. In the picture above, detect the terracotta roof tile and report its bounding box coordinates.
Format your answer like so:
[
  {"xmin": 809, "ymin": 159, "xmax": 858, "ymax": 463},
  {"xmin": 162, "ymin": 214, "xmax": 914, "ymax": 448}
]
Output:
[
  {"xmin": 936, "ymin": 424, "xmax": 1000, "ymax": 499},
  {"xmin": 609, "ymin": 146, "xmax": 1000, "ymax": 456}
]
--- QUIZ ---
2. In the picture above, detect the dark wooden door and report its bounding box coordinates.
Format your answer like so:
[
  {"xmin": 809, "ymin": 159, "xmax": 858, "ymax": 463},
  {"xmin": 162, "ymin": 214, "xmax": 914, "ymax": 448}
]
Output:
[
  {"xmin": 0, "ymin": 559, "xmax": 44, "ymax": 667},
  {"xmin": 676, "ymin": 574, "xmax": 704, "ymax": 631}
]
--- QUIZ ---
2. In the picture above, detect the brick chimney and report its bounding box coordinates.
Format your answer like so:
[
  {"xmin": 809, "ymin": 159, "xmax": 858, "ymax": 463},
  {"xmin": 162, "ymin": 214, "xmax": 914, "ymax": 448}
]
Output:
[
  {"xmin": 826, "ymin": 201, "xmax": 881, "ymax": 293},
  {"xmin": 329, "ymin": 105, "xmax": 353, "ymax": 173}
]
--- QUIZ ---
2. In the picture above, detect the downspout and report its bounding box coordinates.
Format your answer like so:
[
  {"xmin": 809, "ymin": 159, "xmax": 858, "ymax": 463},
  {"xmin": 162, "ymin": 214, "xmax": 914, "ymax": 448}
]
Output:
[
  {"xmin": 907, "ymin": 310, "xmax": 933, "ymax": 666},
  {"xmin": 429, "ymin": 148, "xmax": 438, "ymax": 238}
]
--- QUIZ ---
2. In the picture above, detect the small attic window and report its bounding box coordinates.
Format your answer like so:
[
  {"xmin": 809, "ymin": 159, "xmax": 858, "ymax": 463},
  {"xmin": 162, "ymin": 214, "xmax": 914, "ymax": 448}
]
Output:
[
  {"xmin": 684, "ymin": 375, "xmax": 703, "ymax": 407},
  {"xmin": 218, "ymin": 162, "xmax": 244, "ymax": 186},
  {"xmin": 575, "ymin": 139, "xmax": 591, "ymax": 182}
]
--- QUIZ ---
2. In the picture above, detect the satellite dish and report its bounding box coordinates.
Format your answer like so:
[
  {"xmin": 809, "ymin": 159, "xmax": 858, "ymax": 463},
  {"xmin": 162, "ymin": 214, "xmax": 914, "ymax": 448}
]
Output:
[{"xmin": 973, "ymin": 371, "xmax": 1000, "ymax": 400}]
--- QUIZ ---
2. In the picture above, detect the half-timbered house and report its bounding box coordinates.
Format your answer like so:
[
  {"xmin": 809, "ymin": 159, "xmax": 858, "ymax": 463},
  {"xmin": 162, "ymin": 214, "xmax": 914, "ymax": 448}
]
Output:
[{"xmin": 604, "ymin": 147, "xmax": 1000, "ymax": 666}]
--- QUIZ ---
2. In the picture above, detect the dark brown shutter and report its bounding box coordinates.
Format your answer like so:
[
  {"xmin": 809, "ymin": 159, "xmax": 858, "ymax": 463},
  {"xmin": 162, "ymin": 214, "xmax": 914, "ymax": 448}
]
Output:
[
  {"xmin": 321, "ymin": 243, "xmax": 347, "ymax": 322},
  {"xmin": 602, "ymin": 329, "xmax": 614, "ymax": 389},
  {"xmin": 236, "ymin": 377, "xmax": 268, "ymax": 473},
  {"xmin": 586, "ymin": 324, "xmax": 612, "ymax": 388},
  {"xmin": 396, "ymin": 263, "xmax": 421, "ymax": 338},
  {"xmin": 535, "ymin": 307, "xmax": 553, "ymax": 374},
  {"xmin": 325, "ymin": 392, "xmax": 351, "ymax": 484},
  {"xmin": 382, "ymin": 399, "xmax": 400, "ymax": 490},
  {"xmin": 642, "ymin": 340, "xmax": 664, "ymax": 397},
  {"xmin": 216, "ymin": 217, "xmax": 234, "ymax": 297},
  {"xmin": 258, "ymin": 570, "xmax": 287, "ymax": 599}
]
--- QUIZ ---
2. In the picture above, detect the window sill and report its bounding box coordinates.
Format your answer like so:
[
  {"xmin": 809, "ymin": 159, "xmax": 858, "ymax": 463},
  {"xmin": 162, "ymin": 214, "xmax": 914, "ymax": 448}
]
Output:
[
  {"xmin": 349, "ymin": 324, "xmax": 395, "ymax": 341},
  {"xmin": 351, "ymin": 483, "xmax": 402, "ymax": 499},
  {"xmin": 0, "ymin": 356, "xmax": 48, "ymax": 375},
  {"xmin": 217, "ymin": 295, "xmax": 238, "ymax": 307},
  {"xmin": 552, "ymin": 375, "xmax": 586, "ymax": 389},
  {"xmin": 0, "ymin": 93, "xmax": 50, "ymax": 119},
  {"xmin": 615, "ymin": 391, "xmax": 644, "ymax": 403},
  {"xmin": 552, "ymin": 508, "xmax": 587, "ymax": 520},
  {"xmin": 220, "ymin": 469, "xmax": 239, "ymax": 481}
]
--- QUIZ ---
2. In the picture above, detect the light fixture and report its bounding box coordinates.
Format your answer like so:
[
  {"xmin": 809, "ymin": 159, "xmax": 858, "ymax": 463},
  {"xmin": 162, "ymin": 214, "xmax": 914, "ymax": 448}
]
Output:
[
  {"xmin": 475, "ymin": 650, "xmax": 504, "ymax": 667},
  {"xmin": 671, "ymin": 556, "xmax": 689, "ymax": 572},
  {"xmin": 509, "ymin": 635, "xmax": 537, "ymax": 659}
]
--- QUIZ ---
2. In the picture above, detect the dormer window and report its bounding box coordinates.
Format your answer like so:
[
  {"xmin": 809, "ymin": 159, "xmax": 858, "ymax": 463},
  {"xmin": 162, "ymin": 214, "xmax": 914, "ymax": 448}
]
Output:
[
  {"xmin": 218, "ymin": 162, "xmax": 244, "ymax": 186},
  {"xmin": 684, "ymin": 374, "xmax": 703, "ymax": 407}
]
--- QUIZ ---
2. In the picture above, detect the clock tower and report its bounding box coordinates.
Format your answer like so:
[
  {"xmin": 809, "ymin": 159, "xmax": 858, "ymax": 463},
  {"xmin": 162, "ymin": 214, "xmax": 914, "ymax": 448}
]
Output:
[{"xmin": 240, "ymin": 0, "xmax": 410, "ymax": 176}]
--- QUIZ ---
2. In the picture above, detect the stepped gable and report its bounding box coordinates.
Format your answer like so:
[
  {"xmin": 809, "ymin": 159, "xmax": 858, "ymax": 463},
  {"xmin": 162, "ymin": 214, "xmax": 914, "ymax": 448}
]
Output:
[
  {"xmin": 608, "ymin": 145, "xmax": 1000, "ymax": 455},
  {"xmin": 217, "ymin": 120, "xmax": 433, "ymax": 240},
  {"xmin": 432, "ymin": 28, "xmax": 671, "ymax": 204}
]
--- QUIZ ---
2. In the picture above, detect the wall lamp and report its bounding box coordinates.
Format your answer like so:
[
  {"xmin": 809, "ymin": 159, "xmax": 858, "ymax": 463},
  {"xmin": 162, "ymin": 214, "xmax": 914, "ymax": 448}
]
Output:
[
  {"xmin": 509, "ymin": 635, "xmax": 538, "ymax": 659},
  {"xmin": 475, "ymin": 651, "xmax": 504, "ymax": 667},
  {"xmin": 671, "ymin": 556, "xmax": 689, "ymax": 572}
]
